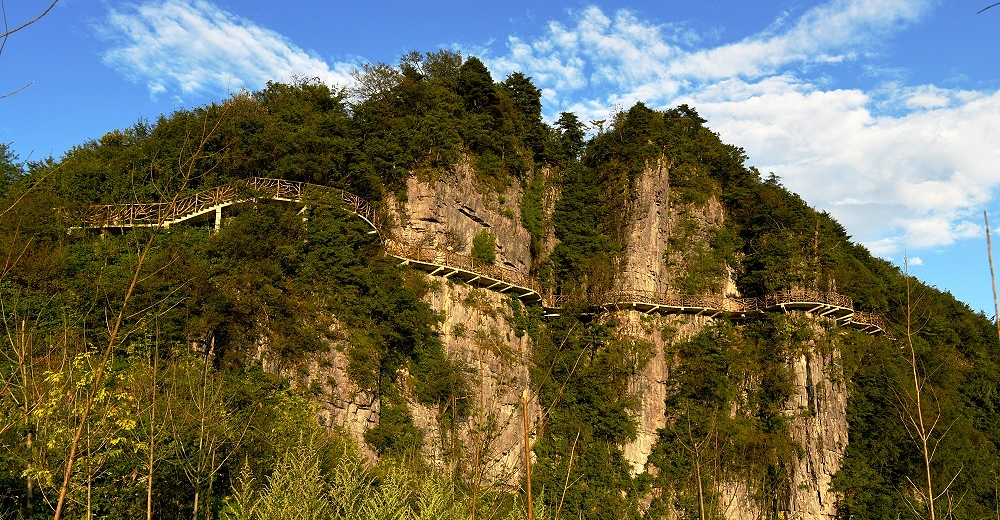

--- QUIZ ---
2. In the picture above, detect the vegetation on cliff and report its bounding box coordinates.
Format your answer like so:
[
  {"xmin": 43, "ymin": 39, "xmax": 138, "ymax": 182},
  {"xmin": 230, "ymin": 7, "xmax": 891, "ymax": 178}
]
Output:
[{"xmin": 2, "ymin": 50, "xmax": 999, "ymax": 520}]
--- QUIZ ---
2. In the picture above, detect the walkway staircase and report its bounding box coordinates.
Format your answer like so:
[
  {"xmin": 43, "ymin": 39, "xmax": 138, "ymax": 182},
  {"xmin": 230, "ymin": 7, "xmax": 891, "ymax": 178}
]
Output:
[{"xmin": 62, "ymin": 177, "xmax": 890, "ymax": 336}]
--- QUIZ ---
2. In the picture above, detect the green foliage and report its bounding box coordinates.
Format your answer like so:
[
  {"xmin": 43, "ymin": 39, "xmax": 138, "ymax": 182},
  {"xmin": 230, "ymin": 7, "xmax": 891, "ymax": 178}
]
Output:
[
  {"xmin": 551, "ymin": 161, "xmax": 624, "ymax": 295},
  {"xmin": 0, "ymin": 142, "xmax": 23, "ymax": 199},
  {"xmin": 364, "ymin": 401, "xmax": 424, "ymax": 457},
  {"xmin": 833, "ymin": 283, "xmax": 1000, "ymax": 520},
  {"xmin": 471, "ymin": 229, "xmax": 497, "ymax": 265},
  {"xmin": 555, "ymin": 112, "xmax": 586, "ymax": 162},
  {"xmin": 519, "ymin": 170, "xmax": 547, "ymax": 262},
  {"xmin": 647, "ymin": 319, "xmax": 801, "ymax": 518},
  {"xmin": 501, "ymin": 72, "xmax": 547, "ymax": 162},
  {"xmin": 506, "ymin": 296, "xmax": 542, "ymax": 341},
  {"xmin": 222, "ymin": 435, "xmax": 530, "ymax": 520},
  {"xmin": 224, "ymin": 440, "xmax": 333, "ymax": 520},
  {"xmin": 529, "ymin": 317, "xmax": 650, "ymax": 519},
  {"xmin": 352, "ymin": 52, "xmax": 546, "ymax": 194}
]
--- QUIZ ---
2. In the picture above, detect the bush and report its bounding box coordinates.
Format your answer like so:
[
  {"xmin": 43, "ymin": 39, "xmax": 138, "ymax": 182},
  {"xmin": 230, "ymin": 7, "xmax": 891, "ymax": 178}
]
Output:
[{"xmin": 471, "ymin": 229, "xmax": 496, "ymax": 265}]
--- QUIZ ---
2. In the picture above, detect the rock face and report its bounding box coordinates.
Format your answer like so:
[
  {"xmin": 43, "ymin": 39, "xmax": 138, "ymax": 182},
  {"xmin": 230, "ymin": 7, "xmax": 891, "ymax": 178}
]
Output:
[
  {"xmin": 614, "ymin": 309, "xmax": 716, "ymax": 475},
  {"xmin": 619, "ymin": 158, "xmax": 675, "ymax": 294},
  {"xmin": 615, "ymin": 161, "xmax": 847, "ymax": 518},
  {"xmin": 390, "ymin": 160, "xmax": 534, "ymax": 273},
  {"xmin": 784, "ymin": 347, "xmax": 848, "ymax": 518},
  {"xmin": 304, "ymin": 161, "xmax": 851, "ymax": 518},
  {"xmin": 619, "ymin": 158, "xmax": 728, "ymax": 295},
  {"xmin": 409, "ymin": 280, "xmax": 535, "ymax": 485},
  {"xmin": 260, "ymin": 341, "xmax": 381, "ymax": 461}
]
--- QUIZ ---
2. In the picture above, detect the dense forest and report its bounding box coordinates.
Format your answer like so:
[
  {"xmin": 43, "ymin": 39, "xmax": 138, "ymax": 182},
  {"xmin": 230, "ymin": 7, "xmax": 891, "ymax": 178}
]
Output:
[{"xmin": 2, "ymin": 50, "xmax": 999, "ymax": 520}]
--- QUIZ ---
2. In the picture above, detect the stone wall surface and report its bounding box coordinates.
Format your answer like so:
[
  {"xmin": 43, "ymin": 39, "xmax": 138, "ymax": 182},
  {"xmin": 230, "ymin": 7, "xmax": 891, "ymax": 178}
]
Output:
[
  {"xmin": 389, "ymin": 161, "xmax": 533, "ymax": 273},
  {"xmin": 293, "ymin": 163, "xmax": 851, "ymax": 519},
  {"xmin": 410, "ymin": 279, "xmax": 535, "ymax": 485},
  {"xmin": 620, "ymin": 158, "xmax": 727, "ymax": 295}
]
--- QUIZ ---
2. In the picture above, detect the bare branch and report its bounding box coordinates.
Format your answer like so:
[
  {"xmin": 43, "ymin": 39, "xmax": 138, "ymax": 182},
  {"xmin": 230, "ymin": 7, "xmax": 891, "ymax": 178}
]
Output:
[
  {"xmin": 979, "ymin": 2, "xmax": 1000, "ymax": 13},
  {"xmin": 0, "ymin": 0, "xmax": 59, "ymax": 40},
  {"xmin": 0, "ymin": 81, "xmax": 33, "ymax": 99}
]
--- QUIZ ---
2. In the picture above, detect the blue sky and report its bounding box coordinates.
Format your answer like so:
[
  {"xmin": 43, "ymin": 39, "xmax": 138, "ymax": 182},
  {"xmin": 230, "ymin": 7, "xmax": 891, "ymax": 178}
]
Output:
[{"xmin": 3, "ymin": 0, "xmax": 1000, "ymax": 315}]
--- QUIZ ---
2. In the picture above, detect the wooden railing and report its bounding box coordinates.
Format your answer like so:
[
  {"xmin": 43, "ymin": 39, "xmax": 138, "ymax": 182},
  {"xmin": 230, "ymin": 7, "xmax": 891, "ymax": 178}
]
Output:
[
  {"xmin": 383, "ymin": 240, "xmax": 544, "ymax": 296},
  {"xmin": 63, "ymin": 177, "xmax": 382, "ymax": 230},
  {"xmin": 850, "ymin": 311, "xmax": 889, "ymax": 331},
  {"xmin": 556, "ymin": 288, "xmax": 854, "ymax": 315},
  {"xmin": 64, "ymin": 177, "xmax": 889, "ymax": 335},
  {"xmin": 742, "ymin": 288, "xmax": 853, "ymax": 313},
  {"xmin": 593, "ymin": 290, "xmax": 729, "ymax": 310}
]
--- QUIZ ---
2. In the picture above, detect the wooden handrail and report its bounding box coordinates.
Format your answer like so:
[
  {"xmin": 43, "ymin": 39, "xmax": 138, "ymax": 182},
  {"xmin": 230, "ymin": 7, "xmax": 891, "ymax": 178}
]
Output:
[{"xmin": 63, "ymin": 177, "xmax": 889, "ymax": 335}]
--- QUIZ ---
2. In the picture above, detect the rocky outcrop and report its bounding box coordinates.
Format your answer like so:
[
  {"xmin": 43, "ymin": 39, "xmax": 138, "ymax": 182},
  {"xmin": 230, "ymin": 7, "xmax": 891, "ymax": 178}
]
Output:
[
  {"xmin": 784, "ymin": 345, "xmax": 848, "ymax": 518},
  {"xmin": 620, "ymin": 157, "xmax": 675, "ymax": 293},
  {"xmin": 409, "ymin": 279, "xmax": 535, "ymax": 485},
  {"xmin": 614, "ymin": 309, "xmax": 716, "ymax": 474},
  {"xmin": 619, "ymin": 158, "xmax": 729, "ymax": 295},
  {"xmin": 389, "ymin": 159, "xmax": 534, "ymax": 273},
  {"xmin": 260, "ymin": 340, "xmax": 381, "ymax": 461},
  {"xmin": 587, "ymin": 158, "xmax": 849, "ymax": 518},
  {"xmin": 299, "ymin": 160, "xmax": 851, "ymax": 519}
]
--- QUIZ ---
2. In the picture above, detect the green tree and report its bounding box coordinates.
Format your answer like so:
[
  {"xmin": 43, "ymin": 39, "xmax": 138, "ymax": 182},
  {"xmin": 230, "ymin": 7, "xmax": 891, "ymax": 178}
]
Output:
[
  {"xmin": 555, "ymin": 112, "xmax": 586, "ymax": 161},
  {"xmin": 530, "ymin": 318, "xmax": 647, "ymax": 519},
  {"xmin": 471, "ymin": 229, "xmax": 497, "ymax": 265},
  {"xmin": 456, "ymin": 57, "xmax": 500, "ymax": 115},
  {"xmin": 0, "ymin": 143, "xmax": 22, "ymax": 199}
]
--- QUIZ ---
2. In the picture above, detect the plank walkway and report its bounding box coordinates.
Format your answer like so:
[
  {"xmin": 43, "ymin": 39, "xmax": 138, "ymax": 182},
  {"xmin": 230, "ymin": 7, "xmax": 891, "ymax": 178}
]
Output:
[{"xmin": 62, "ymin": 177, "xmax": 889, "ymax": 336}]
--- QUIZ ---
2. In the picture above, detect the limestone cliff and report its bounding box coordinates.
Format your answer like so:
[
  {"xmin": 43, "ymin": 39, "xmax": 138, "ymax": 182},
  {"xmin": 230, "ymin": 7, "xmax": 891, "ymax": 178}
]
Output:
[
  {"xmin": 783, "ymin": 344, "xmax": 848, "ymax": 518},
  {"xmin": 305, "ymin": 161, "xmax": 853, "ymax": 519},
  {"xmin": 390, "ymin": 160, "xmax": 535, "ymax": 273},
  {"xmin": 410, "ymin": 280, "xmax": 536, "ymax": 485},
  {"xmin": 616, "ymin": 161, "xmax": 848, "ymax": 518}
]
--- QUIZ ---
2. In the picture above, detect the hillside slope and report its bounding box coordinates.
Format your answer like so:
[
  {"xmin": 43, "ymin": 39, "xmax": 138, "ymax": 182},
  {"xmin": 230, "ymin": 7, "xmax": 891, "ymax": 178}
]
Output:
[{"xmin": 2, "ymin": 53, "xmax": 999, "ymax": 520}]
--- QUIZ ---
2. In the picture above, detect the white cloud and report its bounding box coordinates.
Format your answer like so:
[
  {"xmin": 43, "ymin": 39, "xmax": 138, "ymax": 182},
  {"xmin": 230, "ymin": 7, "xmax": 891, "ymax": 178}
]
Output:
[
  {"xmin": 909, "ymin": 256, "xmax": 923, "ymax": 266},
  {"xmin": 96, "ymin": 0, "xmax": 1000, "ymax": 261},
  {"xmin": 700, "ymin": 86, "xmax": 1000, "ymax": 254},
  {"xmin": 480, "ymin": 0, "xmax": 1000, "ymax": 258},
  {"xmin": 668, "ymin": 0, "xmax": 928, "ymax": 81},
  {"xmin": 101, "ymin": 0, "xmax": 356, "ymax": 99}
]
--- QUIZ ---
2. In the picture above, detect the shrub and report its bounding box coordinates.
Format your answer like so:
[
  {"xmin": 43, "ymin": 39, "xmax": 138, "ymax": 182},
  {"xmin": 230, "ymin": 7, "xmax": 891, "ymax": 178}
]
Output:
[{"xmin": 471, "ymin": 229, "xmax": 497, "ymax": 265}]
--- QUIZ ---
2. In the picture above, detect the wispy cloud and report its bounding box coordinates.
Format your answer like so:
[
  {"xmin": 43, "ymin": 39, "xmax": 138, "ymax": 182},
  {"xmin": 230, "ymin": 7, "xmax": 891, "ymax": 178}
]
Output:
[
  {"xmin": 668, "ymin": 0, "xmax": 929, "ymax": 81},
  {"xmin": 101, "ymin": 0, "xmax": 356, "ymax": 99},
  {"xmin": 696, "ymin": 81, "xmax": 1000, "ymax": 255},
  {"xmin": 481, "ymin": 0, "xmax": 1000, "ymax": 257}
]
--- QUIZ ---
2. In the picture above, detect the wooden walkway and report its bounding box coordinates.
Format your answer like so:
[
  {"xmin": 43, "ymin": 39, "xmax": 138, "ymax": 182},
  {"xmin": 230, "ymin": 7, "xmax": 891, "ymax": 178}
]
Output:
[
  {"xmin": 62, "ymin": 177, "xmax": 889, "ymax": 336},
  {"xmin": 64, "ymin": 177, "xmax": 381, "ymax": 232}
]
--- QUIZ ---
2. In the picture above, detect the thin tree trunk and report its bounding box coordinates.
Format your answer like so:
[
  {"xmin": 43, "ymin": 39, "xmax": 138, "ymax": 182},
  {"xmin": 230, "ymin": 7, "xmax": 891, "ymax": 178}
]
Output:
[
  {"xmin": 905, "ymin": 258, "xmax": 936, "ymax": 520},
  {"xmin": 522, "ymin": 389, "xmax": 533, "ymax": 520},
  {"xmin": 87, "ymin": 422, "xmax": 92, "ymax": 520},
  {"xmin": 18, "ymin": 319, "xmax": 33, "ymax": 507},
  {"xmin": 193, "ymin": 339, "xmax": 213, "ymax": 520},
  {"xmin": 53, "ymin": 237, "xmax": 153, "ymax": 519},
  {"xmin": 985, "ymin": 211, "xmax": 1000, "ymax": 343},
  {"xmin": 695, "ymin": 452, "xmax": 705, "ymax": 520},
  {"xmin": 147, "ymin": 332, "xmax": 159, "ymax": 520}
]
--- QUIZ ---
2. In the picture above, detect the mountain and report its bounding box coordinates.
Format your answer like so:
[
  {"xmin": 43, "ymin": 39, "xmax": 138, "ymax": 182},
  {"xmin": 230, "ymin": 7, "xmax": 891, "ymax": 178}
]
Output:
[{"xmin": 1, "ymin": 52, "xmax": 998, "ymax": 520}]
